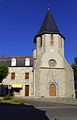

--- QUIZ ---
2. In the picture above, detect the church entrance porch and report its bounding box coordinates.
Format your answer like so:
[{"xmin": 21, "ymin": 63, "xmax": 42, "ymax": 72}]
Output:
[{"xmin": 50, "ymin": 84, "xmax": 56, "ymax": 96}]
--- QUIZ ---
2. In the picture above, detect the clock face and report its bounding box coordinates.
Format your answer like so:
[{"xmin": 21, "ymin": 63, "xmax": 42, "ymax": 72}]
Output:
[
  {"xmin": 49, "ymin": 59, "xmax": 56, "ymax": 68},
  {"xmin": 50, "ymin": 49, "xmax": 54, "ymax": 52}
]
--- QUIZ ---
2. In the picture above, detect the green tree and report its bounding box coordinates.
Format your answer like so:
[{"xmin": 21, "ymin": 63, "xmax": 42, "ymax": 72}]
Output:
[{"xmin": 0, "ymin": 64, "xmax": 9, "ymax": 83}]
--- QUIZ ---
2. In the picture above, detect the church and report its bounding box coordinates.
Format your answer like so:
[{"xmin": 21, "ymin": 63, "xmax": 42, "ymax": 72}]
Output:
[{"xmin": 0, "ymin": 8, "xmax": 75, "ymax": 98}]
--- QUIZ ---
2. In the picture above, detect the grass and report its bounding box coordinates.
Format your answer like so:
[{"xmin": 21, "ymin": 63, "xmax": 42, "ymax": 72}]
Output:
[{"xmin": 0, "ymin": 98, "xmax": 25, "ymax": 104}]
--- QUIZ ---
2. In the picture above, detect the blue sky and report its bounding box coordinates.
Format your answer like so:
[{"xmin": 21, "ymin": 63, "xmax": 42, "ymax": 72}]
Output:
[{"xmin": 0, "ymin": 0, "xmax": 77, "ymax": 64}]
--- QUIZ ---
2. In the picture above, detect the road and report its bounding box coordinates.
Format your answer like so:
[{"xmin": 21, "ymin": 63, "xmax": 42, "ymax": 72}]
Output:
[
  {"xmin": 0, "ymin": 103, "xmax": 48, "ymax": 120},
  {"xmin": 0, "ymin": 100, "xmax": 77, "ymax": 120},
  {"xmin": 25, "ymin": 100, "xmax": 77, "ymax": 120}
]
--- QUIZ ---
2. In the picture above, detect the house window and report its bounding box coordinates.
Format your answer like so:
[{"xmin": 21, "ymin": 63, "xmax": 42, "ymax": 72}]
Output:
[
  {"xmin": 50, "ymin": 34, "xmax": 54, "ymax": 46},
  {"xmin": 11, "ymin": 72, "xmax": 15, "ymax": 79},
  {"xmin": 25, "ymin": 73, "xmax": 29, "ymax": 79}
]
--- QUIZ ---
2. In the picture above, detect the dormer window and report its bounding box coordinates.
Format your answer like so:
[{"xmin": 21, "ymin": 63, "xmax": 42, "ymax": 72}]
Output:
[
  {"xmin": 11, "ymin": 58, "xmax": 16, "ymax": 66},
  {"xmin": 25, "ymin": 58, "xmax": 30, "ymax": 66}
]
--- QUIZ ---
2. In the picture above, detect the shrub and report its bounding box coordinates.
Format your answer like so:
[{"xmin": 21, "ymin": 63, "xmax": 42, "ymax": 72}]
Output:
[{"xmin": 3, "ymin": 95, "xmax": 12, "ymax": 100}]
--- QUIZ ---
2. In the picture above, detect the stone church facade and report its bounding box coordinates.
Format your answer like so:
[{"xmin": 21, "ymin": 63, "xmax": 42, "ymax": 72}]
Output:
[{"xmin": 0, "ymin": 8, "xmax": 75, "ymax": 98}]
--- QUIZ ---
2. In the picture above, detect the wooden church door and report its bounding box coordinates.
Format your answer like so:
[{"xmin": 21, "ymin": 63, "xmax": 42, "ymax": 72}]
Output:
[{"xmin": 50, "ymin": 84, "xmax": 56, "ymax": 96}]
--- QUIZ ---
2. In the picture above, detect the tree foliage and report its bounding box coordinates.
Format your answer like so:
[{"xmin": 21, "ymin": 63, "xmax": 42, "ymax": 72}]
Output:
[
  {"xmin": 71, "ymin": 57, "xmax": 77, "ymax": 82},
  {"xmin": 0, "ymin": 64, "xmax": 9, "ymax": 83}
]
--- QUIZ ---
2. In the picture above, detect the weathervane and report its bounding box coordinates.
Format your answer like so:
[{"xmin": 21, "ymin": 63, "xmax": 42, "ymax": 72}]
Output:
[{"xmin": 48, "ymin": 1, "xmax": 51, "ymax": 10}]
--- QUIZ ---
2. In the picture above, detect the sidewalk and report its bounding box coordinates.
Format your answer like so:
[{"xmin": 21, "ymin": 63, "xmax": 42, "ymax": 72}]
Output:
[
  {"xmin": 16, "ymin": 97, "xmax": 77, "ymax": 105},
  {"xmin": 38, "ymin": 98, "xmax": 77, "ymax": 105}
]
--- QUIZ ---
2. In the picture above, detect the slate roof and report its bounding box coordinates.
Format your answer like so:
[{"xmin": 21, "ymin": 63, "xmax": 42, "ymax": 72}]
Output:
[
  {"xmin": 0, "ymin": 59, "xmax": 11, "ymax": 66},
  {"xmin": 34, "ymin": 8, "xmax": 64, "ymax": 42},
  {"xmin": 0, "ymin": 56, "xmax": 33, "ymax": 67}
]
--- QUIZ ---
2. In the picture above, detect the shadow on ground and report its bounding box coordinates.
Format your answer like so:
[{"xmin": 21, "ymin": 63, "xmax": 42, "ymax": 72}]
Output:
[{"xmin": 0, "ymin": 103, "xmax": 49, "ymax": 120}]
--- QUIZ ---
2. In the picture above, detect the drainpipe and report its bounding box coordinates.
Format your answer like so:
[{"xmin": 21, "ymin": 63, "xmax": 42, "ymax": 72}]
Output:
[{"xmin": 32, "ymin": 68, "xmax": 35, "ymax": 97}]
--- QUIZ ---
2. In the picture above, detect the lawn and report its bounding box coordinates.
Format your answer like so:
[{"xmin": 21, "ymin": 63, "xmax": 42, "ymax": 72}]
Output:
[{"xmin": 0, "ymin": 96, "xmax": 25, "ymax": 104}]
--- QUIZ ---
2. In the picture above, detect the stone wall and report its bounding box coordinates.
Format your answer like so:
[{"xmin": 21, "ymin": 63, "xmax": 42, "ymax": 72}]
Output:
[
  {"xmin": 2, "ymin": 67, "xmax": 33, "ymax": 96},
  {"xmin": 64, "ymin": 60, "xmax": 75, "ymax": 98},
  {"xmin": 39, "ymin": 68, "xmax": 65, "ymax": 97}
]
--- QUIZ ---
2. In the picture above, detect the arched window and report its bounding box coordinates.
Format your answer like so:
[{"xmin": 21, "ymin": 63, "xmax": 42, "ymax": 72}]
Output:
[
  {"xmin": 38, "ymin": 36, "xmax": 42, "ymax": 47},
  {"xmin": 25, "ymin": 58, "xmax": 30, "ymax": 66},
  {"xmin": 40, "ymin": 36, "xmax": 42, "ymax": 47},
  {"xmin": 49, "ymin": 59, "xmax": 56, "ymax": 68},
  {"xmin": 11, "ymin": 58, "xmax": 16, "ymax": 66},
  {"xmin": 50, "ymin": 34, "xmax": 54, "ymax": 46}
]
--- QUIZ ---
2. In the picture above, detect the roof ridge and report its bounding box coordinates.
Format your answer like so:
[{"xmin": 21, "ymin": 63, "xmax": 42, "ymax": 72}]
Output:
[{"xmin": 0, "ymin": 56, "xmax": 32, "ymax": 60}]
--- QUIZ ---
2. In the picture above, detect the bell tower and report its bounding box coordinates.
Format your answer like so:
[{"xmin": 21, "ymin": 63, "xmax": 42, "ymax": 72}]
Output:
[
  {"xmin": 33, "ymin": 8, "xmax": 75, "ymax": 98},
  {"xmin": 34, "ymin": 8, "xmax": 64, "ymax": 60}
]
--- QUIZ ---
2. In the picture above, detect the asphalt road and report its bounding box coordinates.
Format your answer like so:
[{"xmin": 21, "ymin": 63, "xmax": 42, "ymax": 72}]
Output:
[
  {"xmin": 25, "ymin": 100, "xmax": 77, "ymax": 120},
  {"xmin": 0, "ymin": 100, "xmax": 77, "ymax": 120},
  {"xmin": 0, "ymin": 103, "xmax": 49, "ymax": 120}
]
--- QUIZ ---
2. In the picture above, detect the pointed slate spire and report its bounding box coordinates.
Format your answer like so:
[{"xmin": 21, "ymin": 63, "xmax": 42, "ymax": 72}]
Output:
[
  {"xmin": 34, "ymin": 8, "xmax": 64, "ymax": 42},
  {"xmin": 37, "ymin": 8, "xmax": 59, "ymax": 35}
]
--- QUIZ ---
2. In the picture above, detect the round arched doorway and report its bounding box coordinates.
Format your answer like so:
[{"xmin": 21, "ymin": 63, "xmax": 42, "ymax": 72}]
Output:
[{"xmin": 50, "ymin": 84, "xmax": 56, "ymax": 96}]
